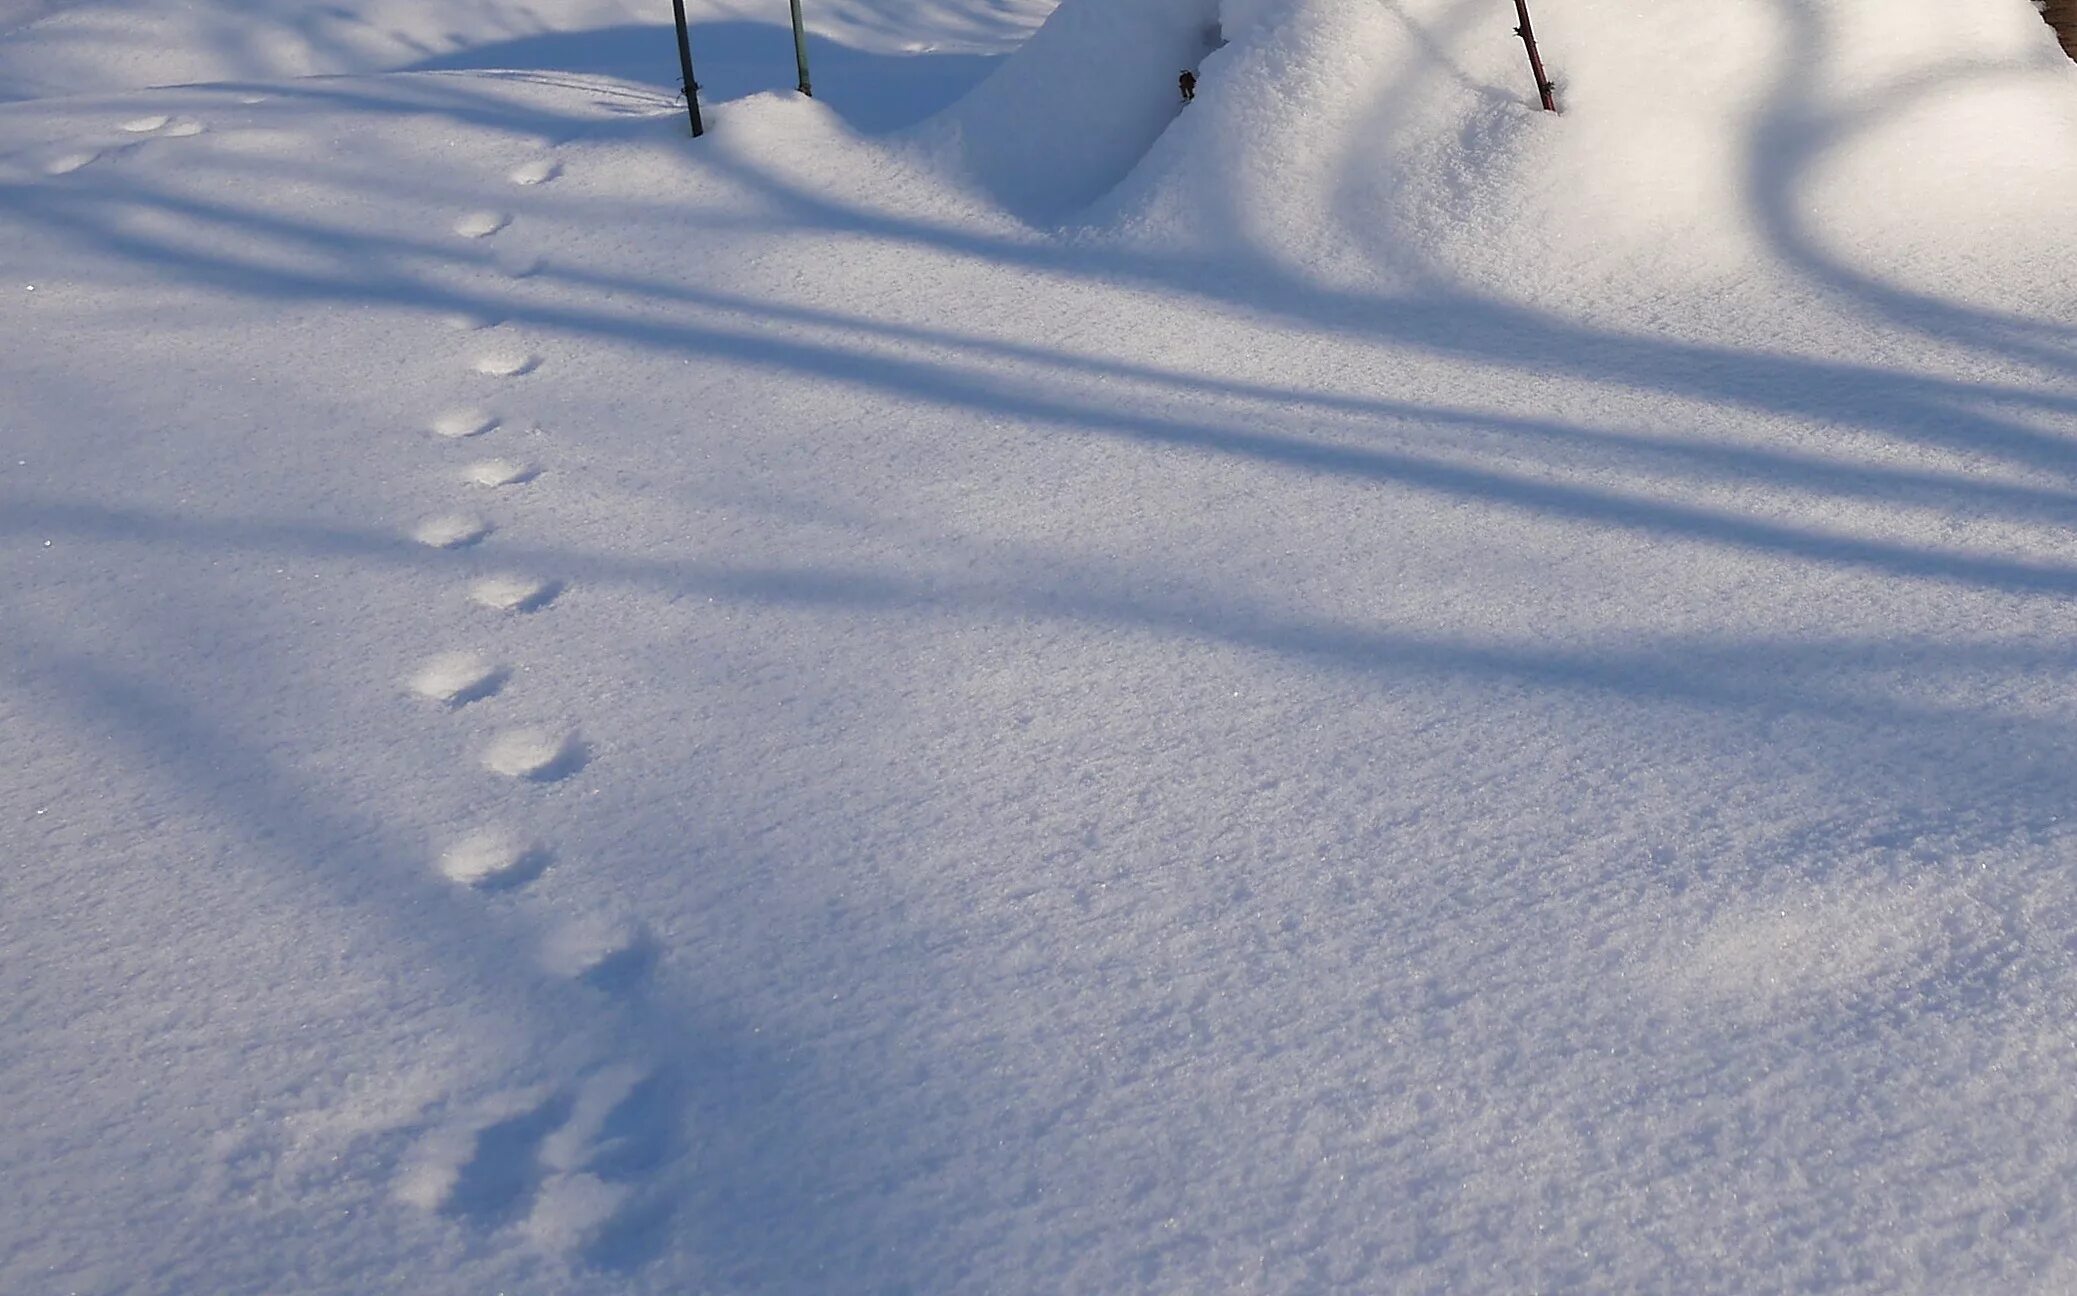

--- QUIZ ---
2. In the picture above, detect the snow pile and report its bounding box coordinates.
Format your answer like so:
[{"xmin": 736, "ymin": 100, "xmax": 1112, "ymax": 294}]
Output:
[{"xmin": 929, "ymin": 0, "xmax": 2077, "ymax": 316}]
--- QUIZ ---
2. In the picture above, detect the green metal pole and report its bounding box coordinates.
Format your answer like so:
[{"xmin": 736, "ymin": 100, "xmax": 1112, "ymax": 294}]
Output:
[
  {"xmin": 789, "ymin": 0, "xmax": 812, "ymax": 97},
  {"xmin": 670, "ymin": 0, "xmax": 704, "ymax": 136}
]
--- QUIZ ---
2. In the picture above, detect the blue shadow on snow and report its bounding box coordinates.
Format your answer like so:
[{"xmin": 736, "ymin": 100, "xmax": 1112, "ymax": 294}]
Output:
[{"xmin": 405, "ymin": 21, "xmax": 1001, "ymax": 134}]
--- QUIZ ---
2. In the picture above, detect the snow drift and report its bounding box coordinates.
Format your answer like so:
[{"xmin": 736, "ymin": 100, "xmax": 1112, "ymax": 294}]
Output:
[{"xmin": 925, "ymin": 0, "xmax": 2077, "ymax": 314}]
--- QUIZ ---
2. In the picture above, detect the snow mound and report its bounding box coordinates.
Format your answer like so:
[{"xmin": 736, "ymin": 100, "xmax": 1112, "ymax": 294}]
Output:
[{"xmin": 920, "ymin": 0, "xmax": 2077, "ymax": 313}]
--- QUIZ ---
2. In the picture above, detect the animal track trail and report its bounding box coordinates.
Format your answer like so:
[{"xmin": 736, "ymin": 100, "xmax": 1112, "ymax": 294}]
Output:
[
  {"xmin": 382, "ymin": 197, "xmax": 677, "ymax": 1263},
  {"xmin": 40, "ymin": 112, "xmax": 209, "ymax": 176}
]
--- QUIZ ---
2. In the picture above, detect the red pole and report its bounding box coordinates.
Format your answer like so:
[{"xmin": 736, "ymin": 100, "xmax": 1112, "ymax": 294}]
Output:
[{"xmin": 1512, "ymin": 0, "xmax": 1557, "ymax": 112}]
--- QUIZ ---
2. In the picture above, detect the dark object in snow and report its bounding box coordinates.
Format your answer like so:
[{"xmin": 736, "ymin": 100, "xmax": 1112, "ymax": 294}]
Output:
[
  {"xmin": 1511, "ymin": 0, "xmax": 1557, "ymax": 113},
  {"xmin": 789, "ymin": 0, "xmax": 813, "ymax": 96},
  {"xmin": 670, "ymin": 0, "xmax": 704, "ymax": 136},
  {"xmin": 1179, "ymin": 70, "xmax": 1197, "ymax": 103},
  {"xmin": 2042, "ymin": 0, "xmax": 2077, "ymax": 61}
]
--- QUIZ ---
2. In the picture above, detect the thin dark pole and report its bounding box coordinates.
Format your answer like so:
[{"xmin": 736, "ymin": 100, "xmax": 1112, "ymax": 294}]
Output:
[
  {"xmin": 670, "ymin": 0, "xmax": 704, "ymax": 136},
  {"xmin": 1512, "ymin": 0, "xmax": 1557, "ymax": 112},
  {"xmin": 789, "ymin": 0, "xmax": 813, "ymax": 97}
]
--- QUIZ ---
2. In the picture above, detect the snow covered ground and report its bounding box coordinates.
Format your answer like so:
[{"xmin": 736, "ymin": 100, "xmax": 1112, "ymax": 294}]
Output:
[{"xmin": 5, "ymin": 0, "xmax": 2077, "ymax": 1290}]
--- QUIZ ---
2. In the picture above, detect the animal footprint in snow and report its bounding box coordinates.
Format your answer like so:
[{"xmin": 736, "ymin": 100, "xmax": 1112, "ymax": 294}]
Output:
[
  {"xmin": 541, "ymin": 915, "xmax": 653, "ymax": 989},
  {"xmin": 413, "ymin": 513, "xmax": 491, "ymax": 549},
  {"xmin": 495, "ymin": 248, "xmax": 544, "ymax": 279},
  {"xmin": 509, "ymin": 158, "xmax": 560, "ymax": 186},
  {"xmin": 470, "ymin": 574, "xmax": 560, "ymax": 612},
  {"xmin": 400, "ymin": 1065, "xmax": 669, "ymax": 1257},
  {"xmin": 43, "ymin": 150, "xmax": 100, "ymax": 176},
  {"xmin": 454, "ymin": 210, "xmax": 510, "ymax": 238},
  {"xmin": 161, "ymin": 119, "xmax": 206, "ymax": 138},
  {"xmin": 395, "ymin": 1085, "xmax": 560, "ymax": 1217},
  {"xmin": 120, "ymin": 115, "xmax": 170, "ymax": 133},
  {"xmin": 472, "ymin": 351, "xmax": 538, "ymax": 378},
  {"xmin": 463, "ymin": 458, "xmax": 538, "ymax": 488},
  {"xmin": 483, "ymin": 727, "xmax": 585, "ymax": 781},
  {"xmin": 524, "ymin": 1172, "xmax": 632, "ymax": 1254},
  {"xmin": 408, "ymin": 651, "xmax": 504, "ymax": 705},
  {"xmin": 437, "ymin": 828, "xmax": 547, "ymax": 888},
  {"xmin": 431, "ymin": 407, "xmax": 498, "ymax": 439}
]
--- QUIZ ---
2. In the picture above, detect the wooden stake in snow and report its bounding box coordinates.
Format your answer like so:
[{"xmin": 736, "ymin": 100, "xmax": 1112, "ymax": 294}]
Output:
[{"xmin": 1512, "ymin": 0, "xmax": 1557, "ymax": 113}]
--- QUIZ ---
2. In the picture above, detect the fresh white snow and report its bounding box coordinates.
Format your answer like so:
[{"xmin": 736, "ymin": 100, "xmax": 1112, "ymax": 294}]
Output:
[{"xmin": 5, "ymin": 0, "xmax": 2077, "ymax": 1291}]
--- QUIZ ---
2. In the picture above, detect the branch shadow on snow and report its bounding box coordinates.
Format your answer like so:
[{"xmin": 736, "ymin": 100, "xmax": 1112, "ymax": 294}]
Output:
[
  {"xmin": 404, "ymin": 20, "xmax": 1004, "ymax": 134},
  {"xmin": 1724, "ymin": 0, "xmax": 2077, "ymax": 391},
  {"xmin": 1, "ymin": 608, "xmax": 991, "ymax": 1290}
]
